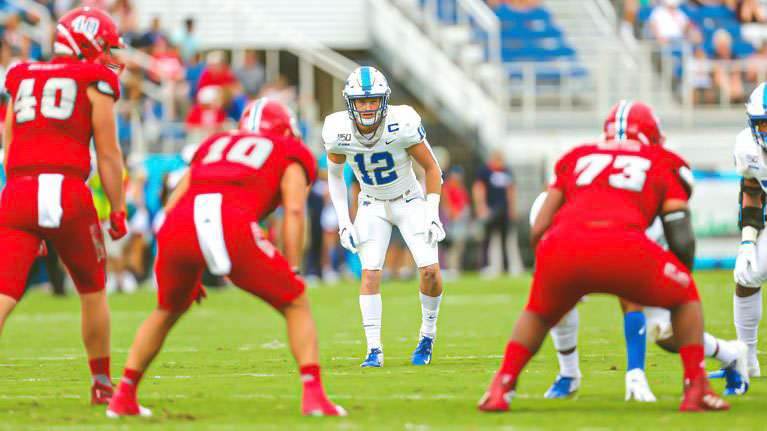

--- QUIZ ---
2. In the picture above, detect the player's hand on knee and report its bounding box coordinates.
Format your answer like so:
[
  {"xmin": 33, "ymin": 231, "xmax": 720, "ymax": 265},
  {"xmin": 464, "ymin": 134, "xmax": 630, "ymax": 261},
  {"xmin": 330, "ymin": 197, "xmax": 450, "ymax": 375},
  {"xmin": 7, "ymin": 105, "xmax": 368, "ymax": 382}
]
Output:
[
  {"xmin": 734, "ymin": 240, "xmax": 760, "ymax": 287},
  {"xmin": 425, "ymin": 218, "xmax": 445, "ymax": 247},
  {"xmin": 339, "ymin": 223, "xmax": 359, "ymax": 254},
  {"xmin": 424, "ymin": 194, "xmax": 445, "ymax": 247}
]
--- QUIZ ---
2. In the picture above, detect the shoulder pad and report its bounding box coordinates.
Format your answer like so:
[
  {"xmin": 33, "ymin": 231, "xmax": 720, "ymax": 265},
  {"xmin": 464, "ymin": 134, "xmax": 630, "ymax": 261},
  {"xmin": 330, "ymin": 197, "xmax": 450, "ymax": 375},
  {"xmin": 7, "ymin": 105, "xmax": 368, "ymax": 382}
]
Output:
[
  {"xmin": 734, "ymin": 128, "xmax": 764, "ymax": 179},
  {"xmin": 87, "ymin": 64, "xmax": 121, "ymax": 100},
  {"xmin": 391, "ymin": 105, "xmax": 425, "ymax": 147},
  {"xmin": 285, "ymin": 137, "xmax": 318, "ymax": 185},
  {"xmin": 322, "ymin": 112, "xmax": 351, "ymax": 153}
]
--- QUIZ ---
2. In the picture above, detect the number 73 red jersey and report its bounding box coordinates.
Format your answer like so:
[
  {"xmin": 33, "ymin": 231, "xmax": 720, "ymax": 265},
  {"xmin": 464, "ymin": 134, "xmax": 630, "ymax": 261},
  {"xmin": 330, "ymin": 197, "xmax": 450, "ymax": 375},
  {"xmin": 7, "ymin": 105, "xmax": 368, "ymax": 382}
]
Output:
[
  {"xmin": 550, "ymin": 140, "xmax": 692, "ymax": 231},
  {"xmin": 4, "ymin": 57, "xmax": 120, "ymax": 180},
  {"xmin": 187, "ymin": 130, "xmax": 318, "ymax": 220}
]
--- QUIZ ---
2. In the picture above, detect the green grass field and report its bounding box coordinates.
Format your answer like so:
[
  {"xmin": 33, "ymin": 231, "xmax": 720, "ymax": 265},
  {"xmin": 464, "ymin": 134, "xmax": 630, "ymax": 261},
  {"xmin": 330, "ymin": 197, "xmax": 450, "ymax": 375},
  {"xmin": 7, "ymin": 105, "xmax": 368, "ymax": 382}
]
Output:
[{"xmin": 0, "ymin": 271, "xmax": 765, "ymax": 431}]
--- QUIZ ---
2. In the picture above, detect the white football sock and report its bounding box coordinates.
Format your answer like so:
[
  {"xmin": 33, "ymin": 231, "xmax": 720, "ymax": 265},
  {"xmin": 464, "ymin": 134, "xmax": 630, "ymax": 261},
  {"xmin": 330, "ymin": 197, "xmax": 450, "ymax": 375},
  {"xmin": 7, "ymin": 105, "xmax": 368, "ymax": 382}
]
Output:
[
  {"xmin": 551, "ymin": 307, "xmax": 579, "ymax": 351},
  {"xmin": 703, "ymin": 332, "xmax": 738, "ymax": 367},
  {"xmin": 557, "ymin": 349, "xmax": 581, "ymax": 379},
  {"xmin": 359, "ymin": 294, "xmax": 382, "ymax": 351},
  {"xmin": 419, "ymin": 293, "xmax": 441, "ymax": 339},
  {"xmin": 734, "ymin": 290, "xmax": 762, "ymax": 365},
  {"xmin": 551, "ymin": 307, "xmax": 580, "ymax": 378}
]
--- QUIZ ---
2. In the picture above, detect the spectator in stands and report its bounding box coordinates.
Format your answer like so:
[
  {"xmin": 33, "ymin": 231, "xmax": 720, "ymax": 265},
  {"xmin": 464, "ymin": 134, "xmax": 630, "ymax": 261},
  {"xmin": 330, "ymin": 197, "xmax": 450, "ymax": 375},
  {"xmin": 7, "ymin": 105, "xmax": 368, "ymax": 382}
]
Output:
[
  {"xmin": 185, "ymin": 52, "xmax": 206, "ymax": 100},
  {"xmin": 442, "ymin": 165, "xmax": 471, "ymax": 281},
  {"xmin": 648, "ymin": 0, "xmax": 702, "ymax": 46},
  {"xmin": 258, "ymin": 74, "xmax": 297, "ymax": 107},
  {"xmin": 172, "ymin": 17, "xmax": 199, "ymax": 63},
  {"xmin": 236, "ymin": 50, "xmax": 266, "ymax": 97},
  {"xmin": 689, "ymin": 44, "xmax": 715, "ymax": 104},
  {"xmin": 136, "ymin": 15, "xmax": 166, "ymax": 50},
  {"xmin": 197, "ymin": 50, "xmax": 237, "ymax": 93},
  {"xmin": 473, "ymin": 151, "xmax": 518, "ymax": 277},
  {"xmin": 747, "ymin": 41, "xmax": 767, "ymax": 83},
  {"xmin": 148, "ymin": 36, "xmax": 188, "ymax": 120},
  {"xmin": 111, "ymin": 0, "xmax": 138, "ymax": 44},
  {"xmin": 712, "ymin": 28, "xmax": 746, "ymax": 102},
  {"xmin": 735, "ymin": 0, "xmax": 766, "ymax": 22},
  {"xmin": 186, "ymin": 85, "xmax": 227, "ymax": 139}
]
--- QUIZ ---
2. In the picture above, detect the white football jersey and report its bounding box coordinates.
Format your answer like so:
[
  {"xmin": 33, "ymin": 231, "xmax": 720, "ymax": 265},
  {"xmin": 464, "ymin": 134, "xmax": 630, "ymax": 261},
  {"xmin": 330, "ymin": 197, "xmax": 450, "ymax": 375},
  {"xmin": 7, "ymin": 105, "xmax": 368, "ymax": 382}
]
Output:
[
  {"xmin": 323, "ymin": 105, "xmax": 427, "ymax": 200},
  {"xmin": 734, "ymin": 128, "xmax": 767, "ymax": 192}
]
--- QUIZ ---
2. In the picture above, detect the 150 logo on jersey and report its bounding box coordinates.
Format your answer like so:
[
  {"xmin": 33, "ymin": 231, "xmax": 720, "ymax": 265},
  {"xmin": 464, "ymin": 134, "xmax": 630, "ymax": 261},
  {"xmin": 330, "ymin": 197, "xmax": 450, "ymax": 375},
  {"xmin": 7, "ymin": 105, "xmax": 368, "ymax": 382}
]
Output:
[{"xmin": 14, "ymin": 78, "xmax": 77, "ymax": 123}]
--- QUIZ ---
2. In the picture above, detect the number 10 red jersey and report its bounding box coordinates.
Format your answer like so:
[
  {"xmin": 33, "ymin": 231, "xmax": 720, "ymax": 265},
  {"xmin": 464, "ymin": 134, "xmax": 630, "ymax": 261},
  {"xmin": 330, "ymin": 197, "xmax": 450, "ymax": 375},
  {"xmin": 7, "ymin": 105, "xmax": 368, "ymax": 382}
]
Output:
[{"xmin": 187, "ymin": 130, "xmax": 318, "ymax": 220}]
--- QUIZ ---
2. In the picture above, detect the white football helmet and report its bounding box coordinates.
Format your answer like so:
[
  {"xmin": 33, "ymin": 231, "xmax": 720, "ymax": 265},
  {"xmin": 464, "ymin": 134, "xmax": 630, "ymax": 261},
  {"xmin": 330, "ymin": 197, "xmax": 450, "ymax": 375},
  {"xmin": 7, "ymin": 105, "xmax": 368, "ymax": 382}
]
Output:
[
  {"xmin": 343, "ymin": 66, "xmax": 391, "ymax": 127},
  {"xmin": 746, "ymin": 82, "xmax": 767, "ymax": 150}
]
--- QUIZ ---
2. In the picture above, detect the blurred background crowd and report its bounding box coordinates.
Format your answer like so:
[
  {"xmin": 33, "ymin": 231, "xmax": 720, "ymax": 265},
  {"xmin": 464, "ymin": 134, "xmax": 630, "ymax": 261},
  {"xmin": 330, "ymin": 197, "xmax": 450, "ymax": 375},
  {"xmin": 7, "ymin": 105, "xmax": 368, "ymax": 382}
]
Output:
[
  {"xmin": 1, "ymin": 0, "xmax": 761, "ymax": 294},
  {"xmin": 0, "ymin": 0, "xmax": 529, "ymax": 295}
]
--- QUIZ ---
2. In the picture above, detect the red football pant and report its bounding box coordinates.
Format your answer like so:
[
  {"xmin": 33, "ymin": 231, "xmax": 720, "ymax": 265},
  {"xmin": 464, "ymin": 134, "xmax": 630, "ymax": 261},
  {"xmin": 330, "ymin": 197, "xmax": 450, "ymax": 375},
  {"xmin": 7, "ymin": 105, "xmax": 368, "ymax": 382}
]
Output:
[
  {"xmin": 0, "ymin": 176, "xmax": 105, "ymax": 300},
  {"xmin": 526, "ymin": 224, "xmax": 700, "ymax": 326},
  {"xmin": 155, "ymin": 200, "xmax": 305, "ymax": 312}
]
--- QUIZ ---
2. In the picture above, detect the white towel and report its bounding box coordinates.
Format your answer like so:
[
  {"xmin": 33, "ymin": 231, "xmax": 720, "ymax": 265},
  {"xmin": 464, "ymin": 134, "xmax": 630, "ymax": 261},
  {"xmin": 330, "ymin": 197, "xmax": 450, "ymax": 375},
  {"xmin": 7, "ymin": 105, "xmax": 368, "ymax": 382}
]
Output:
[
  {"xmin": 193, "ymin": 193, "xmax": 231, "ymax": 275},
  {"xmin": 37, "ymin": 174, "xmax": 64, "ymax": 228}
]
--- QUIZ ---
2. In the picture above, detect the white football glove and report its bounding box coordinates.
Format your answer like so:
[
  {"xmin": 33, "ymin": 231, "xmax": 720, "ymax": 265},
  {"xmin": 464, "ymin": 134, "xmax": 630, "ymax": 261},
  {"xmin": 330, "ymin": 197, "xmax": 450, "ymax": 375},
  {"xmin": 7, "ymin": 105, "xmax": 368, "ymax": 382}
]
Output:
[
  {"xmin": 625, "ymin": 369, "xmax": 656, "ymax": 402},
  {"xmin": 734, "ymin": 240, "xmax": 760, "ymax": 287},
  {"xmin": 338, "ymin": 222, "xmax": 359, "ymax": 254},
  {"xmin": 425, "ymin": 194, "xmax": 446, "ymax": 247}
]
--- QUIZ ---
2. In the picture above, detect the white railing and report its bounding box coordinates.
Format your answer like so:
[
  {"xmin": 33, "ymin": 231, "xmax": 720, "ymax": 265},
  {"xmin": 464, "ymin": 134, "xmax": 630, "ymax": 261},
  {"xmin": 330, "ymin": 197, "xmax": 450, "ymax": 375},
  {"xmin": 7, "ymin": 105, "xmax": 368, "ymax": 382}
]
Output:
[{"xmin": 372, "ymin": 0, "xmax": 505, "ymax": 150}]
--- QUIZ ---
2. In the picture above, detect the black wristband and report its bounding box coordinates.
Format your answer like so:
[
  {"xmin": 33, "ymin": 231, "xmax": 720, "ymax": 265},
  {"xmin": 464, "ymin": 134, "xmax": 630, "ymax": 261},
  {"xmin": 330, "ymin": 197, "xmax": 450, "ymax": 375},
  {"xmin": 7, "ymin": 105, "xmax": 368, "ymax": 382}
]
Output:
[{"xmin": 739, "ymin": 206, "xmax": 765, "ymax": 230}]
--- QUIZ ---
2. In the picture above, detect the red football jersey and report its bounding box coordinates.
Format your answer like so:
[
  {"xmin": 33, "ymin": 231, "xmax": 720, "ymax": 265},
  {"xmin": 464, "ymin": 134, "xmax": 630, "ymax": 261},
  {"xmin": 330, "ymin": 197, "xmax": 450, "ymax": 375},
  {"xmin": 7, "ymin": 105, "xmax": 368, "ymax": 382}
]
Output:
[
  {"xmin": 550, "ymin": 140, "xmax": 689, "ymax": 230},
  {"xmin": 188, "ymin": 130, "xmax": 318, "ymax": 220},
  {"xmin": 4, "ymin": 57, "xmax": 120, "ymax": 180}
]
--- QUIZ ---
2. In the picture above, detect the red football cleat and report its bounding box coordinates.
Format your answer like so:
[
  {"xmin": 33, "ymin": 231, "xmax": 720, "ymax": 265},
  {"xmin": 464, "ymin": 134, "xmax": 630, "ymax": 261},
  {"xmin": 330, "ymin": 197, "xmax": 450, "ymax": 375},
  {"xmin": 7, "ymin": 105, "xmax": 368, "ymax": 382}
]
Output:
[
  {"xmin": 679, "ymin": 374, "xmax": 730, "ymax": 412},
  {"xmin": 91, "ymin": 381, "xmax": 114, "ymax": 405},
  {"xmin": 106, "ymin": 390, "xmax": 152, "ymax": 418},
  {"xmin": 478, "ymin": 372, "xmax": 515, "ymax": 412},
  {"xmin": 301, "ymin": 388, "xmax": 347, "ymax": 417}
]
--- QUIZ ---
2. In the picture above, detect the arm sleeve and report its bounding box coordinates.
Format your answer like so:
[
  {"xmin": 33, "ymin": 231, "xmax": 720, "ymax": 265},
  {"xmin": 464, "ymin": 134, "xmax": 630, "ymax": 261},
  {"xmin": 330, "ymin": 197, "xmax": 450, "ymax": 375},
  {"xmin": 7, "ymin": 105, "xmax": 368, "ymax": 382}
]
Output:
[{"xmin": 327, "ymin": 158, "xmax": 351, "ymax": 227}]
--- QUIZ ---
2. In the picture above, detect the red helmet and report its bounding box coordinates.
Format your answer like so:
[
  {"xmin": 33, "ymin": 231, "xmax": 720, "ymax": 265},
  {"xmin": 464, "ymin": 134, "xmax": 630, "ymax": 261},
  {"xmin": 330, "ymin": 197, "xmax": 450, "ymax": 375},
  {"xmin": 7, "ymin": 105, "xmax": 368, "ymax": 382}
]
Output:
[
  {"xmin": 239, "ymin": 98, "xmax": 301, "ymax": 138},
  {"xmin": 54, "ymin": 7, "xmax": 124, "ymax": 74},
  {"xmin": 603, "ymin": 100, "xmax": 665, "ymax": 146}
]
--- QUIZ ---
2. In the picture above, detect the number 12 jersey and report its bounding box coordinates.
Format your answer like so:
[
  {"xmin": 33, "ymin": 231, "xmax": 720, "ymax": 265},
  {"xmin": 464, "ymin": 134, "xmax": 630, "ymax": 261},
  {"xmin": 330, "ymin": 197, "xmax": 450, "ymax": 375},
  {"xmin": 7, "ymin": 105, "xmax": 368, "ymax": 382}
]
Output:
[
  {"xmin": 550, "ymin": 140, "xmax": 692, "ymax": 231},
  {"xmin": 322, "ymin": 105, "xmax": 427, "ymax": 200}
]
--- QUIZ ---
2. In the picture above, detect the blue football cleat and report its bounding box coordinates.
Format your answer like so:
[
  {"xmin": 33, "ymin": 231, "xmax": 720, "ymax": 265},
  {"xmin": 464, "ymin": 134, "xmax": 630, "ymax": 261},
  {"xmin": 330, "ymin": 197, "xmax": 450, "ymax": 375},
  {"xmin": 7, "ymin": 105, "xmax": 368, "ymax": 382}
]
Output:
[
  {"xmin": 411, "ymin": 336, "xmax": 434, "ymax": 365},
  {"xmin": 360, "ymin": 348, "xmax": 383, "ymax": 367},
  {"xmin": 544, "ymin": 375, "xmax": 580, "ymax": 399},
  {"xmin": 708, "ymin": 369, "xmax": 726, "ymax": 379},
  {"xmin": 724, "ymin": 340, "xmax": 750, "ymax": 395}
]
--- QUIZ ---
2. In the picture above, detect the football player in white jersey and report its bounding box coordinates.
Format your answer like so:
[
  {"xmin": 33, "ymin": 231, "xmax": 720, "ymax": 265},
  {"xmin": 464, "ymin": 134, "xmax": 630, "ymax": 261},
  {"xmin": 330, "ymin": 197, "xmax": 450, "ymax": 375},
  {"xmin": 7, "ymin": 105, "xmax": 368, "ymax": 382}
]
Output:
[
  {"xmin": 323, "ymin": 67, "xmax": 445, "ymax": 367},
  {"xmin": 730, "ymin": 82, "xmax": 767, "ymax": 378}
]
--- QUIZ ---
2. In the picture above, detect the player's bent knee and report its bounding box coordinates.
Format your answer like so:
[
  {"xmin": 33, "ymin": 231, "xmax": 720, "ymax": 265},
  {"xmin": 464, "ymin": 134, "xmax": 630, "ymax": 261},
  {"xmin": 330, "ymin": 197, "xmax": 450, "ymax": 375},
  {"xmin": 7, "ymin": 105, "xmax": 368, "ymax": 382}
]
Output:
[{"xmin": 419, "ymin": 264, "xmax": 440, "ymax": 287}]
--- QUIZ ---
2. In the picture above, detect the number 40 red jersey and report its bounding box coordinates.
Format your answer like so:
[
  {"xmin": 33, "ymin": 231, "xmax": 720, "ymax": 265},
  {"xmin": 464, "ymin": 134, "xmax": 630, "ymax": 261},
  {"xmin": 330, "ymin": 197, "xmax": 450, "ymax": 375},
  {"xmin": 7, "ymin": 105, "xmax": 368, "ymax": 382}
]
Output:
[
  {"xmin": 4, "ymin": 57, "xmax": 120, "ymax": 180},
  {"xmin": 187, "ymin": 130, "xmax": 318, "ymax": 220},
  {"xmin": 550, "ymin": 140, "xmax": 691, "ymax": 231}
]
